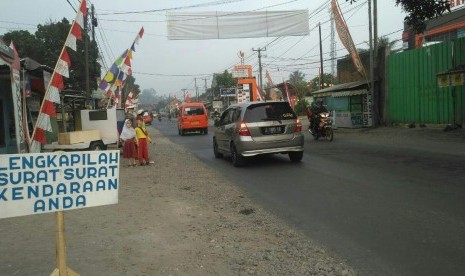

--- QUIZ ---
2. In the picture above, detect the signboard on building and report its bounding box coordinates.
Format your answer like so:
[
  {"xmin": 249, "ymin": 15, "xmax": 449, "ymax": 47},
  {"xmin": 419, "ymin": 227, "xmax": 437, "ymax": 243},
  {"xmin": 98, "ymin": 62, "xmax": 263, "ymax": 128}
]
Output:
[
  {"xmin": 220, "ymin": 88, "xmax": 237, "ymax": 97},
  {"xmin": 212, "ymin": 100, "xmax": 223, "ymax": 109},
  {"xmin": 232, "ymin": 69, "xmax": 248, "ymax": 78},
  {"xmin": 232, "ymin": 65, "xmax": 253, "ymax": 79},
  {"xmin": 362, "ymin": 94, "xmax": 373, "ymax": 127},
  {"xmin": 0, "ymin": 151, "xmax": 120, "ymax": 219},
  {"xmin": 237, "ymin": 84, "xmax": 251, "ymax": 103}
]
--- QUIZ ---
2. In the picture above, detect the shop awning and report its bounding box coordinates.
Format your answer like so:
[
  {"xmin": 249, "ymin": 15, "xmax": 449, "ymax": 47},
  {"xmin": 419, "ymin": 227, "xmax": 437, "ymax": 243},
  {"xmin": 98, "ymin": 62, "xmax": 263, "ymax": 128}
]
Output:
[
  {"xmin": 312, "ymin": 80, "xmax": 370, "ymax": 98},
  {"xmin": 332, "ymin": 89, "xmax": 368, "ymax": 97}
]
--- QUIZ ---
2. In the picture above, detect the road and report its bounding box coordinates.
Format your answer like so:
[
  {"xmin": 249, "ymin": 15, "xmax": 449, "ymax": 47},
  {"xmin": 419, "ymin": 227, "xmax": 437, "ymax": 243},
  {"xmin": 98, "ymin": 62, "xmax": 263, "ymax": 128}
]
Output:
[{"xmin": 153, "ymin": 118, "xmax": 465, "ymax": 276}]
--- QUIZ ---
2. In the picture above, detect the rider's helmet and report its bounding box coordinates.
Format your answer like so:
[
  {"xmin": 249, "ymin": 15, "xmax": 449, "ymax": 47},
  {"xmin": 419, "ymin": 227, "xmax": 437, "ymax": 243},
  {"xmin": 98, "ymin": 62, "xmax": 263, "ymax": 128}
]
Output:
[{"xmin": 315, "ymin": 98, "xmax": 323, "ymax": 106}]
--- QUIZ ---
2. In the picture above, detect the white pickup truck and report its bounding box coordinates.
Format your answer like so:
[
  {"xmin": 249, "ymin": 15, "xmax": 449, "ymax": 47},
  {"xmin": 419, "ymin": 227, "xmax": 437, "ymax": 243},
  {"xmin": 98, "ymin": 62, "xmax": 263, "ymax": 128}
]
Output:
[{"xmin": 44, "ymin": 108, "xmax": 123, "ymax": 151}]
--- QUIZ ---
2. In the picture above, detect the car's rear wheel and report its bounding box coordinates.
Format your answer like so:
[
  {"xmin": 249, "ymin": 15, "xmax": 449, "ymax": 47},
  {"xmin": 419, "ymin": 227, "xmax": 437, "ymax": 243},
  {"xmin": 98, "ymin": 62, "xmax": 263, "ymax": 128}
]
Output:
[
  {"xmin": 289, "ymin": 151, "xmax": 303, "ymax": 162},
  {"xmin": 213, "ymin": 138, "xmax": 223, "ymax": 158},
  {"xmin": 230, "ymin": 144, "xmax": 245, "ymax": 167},
  {"xmin": 181, "ymin": 129, "xmax": 185, "ymax": 136}
]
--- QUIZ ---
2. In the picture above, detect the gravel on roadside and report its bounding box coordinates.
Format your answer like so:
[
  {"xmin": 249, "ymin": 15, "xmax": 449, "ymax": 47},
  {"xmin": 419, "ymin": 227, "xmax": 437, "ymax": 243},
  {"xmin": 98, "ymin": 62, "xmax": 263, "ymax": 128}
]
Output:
[{"xmin": 0, "ymin": 127, "xmax": 356, "ymax": 276}]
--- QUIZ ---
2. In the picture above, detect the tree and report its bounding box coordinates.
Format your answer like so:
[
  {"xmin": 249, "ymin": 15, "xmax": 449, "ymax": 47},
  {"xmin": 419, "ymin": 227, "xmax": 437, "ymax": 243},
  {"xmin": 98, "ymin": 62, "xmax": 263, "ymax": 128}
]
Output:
[
  {"xmin": 288, "ymin": 70, "xmax": 306, "ymax": 86},
  {"xmin": 139, "ymin": 88, "xmax": 157, "ymax": 106},
  {"xmin": 346, "ymin": 0, "xmax": 450, "ymax": 33},
  {"xmin": 287, "ymin": 70, "xmax": 311, "ymax": 114},
  {"xmin": 212, "ymin": 70, "xmax": 237, "ymax": 98},
  {"xmin": 3, "ymin": 18, "xmax": 102, "ymax": 93},
  {"xmin": 377, "ymin": 36, "xmax": 398, "ymax": 50},
  {"xmin": 2, "ymin": 30, "xmax": 43, "ymax": 61},
  {"xmin": 309, "ymin": 73, "xmax": 336, "ymax": 91}
]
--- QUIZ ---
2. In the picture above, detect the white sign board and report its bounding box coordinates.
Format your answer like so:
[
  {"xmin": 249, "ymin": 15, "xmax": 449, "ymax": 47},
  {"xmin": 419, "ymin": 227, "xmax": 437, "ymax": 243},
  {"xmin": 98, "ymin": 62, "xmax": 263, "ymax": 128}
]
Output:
[
  {"xmin": 232, "ymin": 69, "xmax": 248, "ymax": 78},
  {"xmin": 0, "ymin": 151, "xmax": 120, "ymax": 219},
  {"xmin": 212, "ymin": 101, "xmax": 223, "ymax": 109}
]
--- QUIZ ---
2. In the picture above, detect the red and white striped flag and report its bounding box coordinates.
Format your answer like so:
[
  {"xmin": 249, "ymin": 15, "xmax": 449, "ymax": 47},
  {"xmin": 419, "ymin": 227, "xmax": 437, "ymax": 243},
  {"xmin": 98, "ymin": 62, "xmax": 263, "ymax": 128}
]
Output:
[
  {"xmin": 283, "ymin": 81, "xmax": 294, "ymax": 109},
  {"xmin": 331, "ymin": 0, "xmax": 365, "ymax": 77},
  {"xmin": 265, "ymin": 70, "xmax": 275, "ymax": 87},
  {"xmin": 253, "ymin": 79, "xmax": 265, "ymax": 101},
  {"xmin": 125, "ymin": 91, "xmax": 135, "ymax": 109},
  {"xmin": 30, "ymin": 0, "xmax": 87, "ymax": 153}
]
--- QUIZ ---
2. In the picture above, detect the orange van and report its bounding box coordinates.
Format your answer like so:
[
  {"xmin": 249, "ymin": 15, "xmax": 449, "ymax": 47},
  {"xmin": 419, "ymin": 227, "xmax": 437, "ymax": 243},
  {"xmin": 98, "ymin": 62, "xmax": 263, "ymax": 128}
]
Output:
[{"xmin": 177, "ymin": 102, "xmax": 209, "ymax": 135}]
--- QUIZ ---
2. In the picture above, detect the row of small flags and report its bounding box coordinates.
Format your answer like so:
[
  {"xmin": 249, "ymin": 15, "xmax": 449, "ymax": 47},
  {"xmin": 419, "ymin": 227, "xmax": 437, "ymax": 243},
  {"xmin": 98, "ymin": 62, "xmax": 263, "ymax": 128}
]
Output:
[
  {"xmin": 30, "ymin": 0, "xmax": 87, "ymax": 153},
  {"xmin": 99, "ymin": 27, "xmax": 144, "ymax": 107}
]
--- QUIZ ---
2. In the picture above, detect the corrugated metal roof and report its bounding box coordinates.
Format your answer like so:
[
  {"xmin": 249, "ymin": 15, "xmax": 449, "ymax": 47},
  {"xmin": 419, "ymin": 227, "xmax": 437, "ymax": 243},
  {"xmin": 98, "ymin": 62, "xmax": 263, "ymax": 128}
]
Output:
[
  {"xmin": 426, "ymin": 8, "xmax": 465, "ymax": 32},
  {"xmin": 312, "ymin": 80, "xmax": 369, "ymax": 97},
  {"xmin": 332, "ymin": 89, "xmax": 367, "ymax": 97}
]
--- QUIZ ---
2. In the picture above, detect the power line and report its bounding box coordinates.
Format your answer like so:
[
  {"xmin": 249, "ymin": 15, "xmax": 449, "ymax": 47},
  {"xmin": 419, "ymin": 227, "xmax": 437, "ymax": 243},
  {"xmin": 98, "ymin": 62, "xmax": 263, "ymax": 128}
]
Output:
[
  {"xmin": 98, "ymin": 0, "xmax": 247, "ymax": 16},
  {"xmin": 97, "ymin": 0, "xmax": 299, "ymax": 23}
]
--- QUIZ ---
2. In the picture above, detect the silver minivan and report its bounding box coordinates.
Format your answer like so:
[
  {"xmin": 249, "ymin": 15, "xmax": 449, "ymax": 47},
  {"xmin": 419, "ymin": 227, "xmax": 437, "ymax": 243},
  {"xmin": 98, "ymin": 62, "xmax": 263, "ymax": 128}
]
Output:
[{"xmin": 213, "ymin": 101, "xmax": 304, "ymax": 167}]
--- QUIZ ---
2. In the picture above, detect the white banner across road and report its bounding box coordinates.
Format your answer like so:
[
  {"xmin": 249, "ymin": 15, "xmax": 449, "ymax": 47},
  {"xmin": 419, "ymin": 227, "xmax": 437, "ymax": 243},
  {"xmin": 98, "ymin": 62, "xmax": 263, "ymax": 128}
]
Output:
[
  {"xmin": 0, "ymin": 151, "xmax": 120, "ymax": 219},
  {"xmin": 167, "ymin": 10, "xmax": 309, "ymax": 40}
]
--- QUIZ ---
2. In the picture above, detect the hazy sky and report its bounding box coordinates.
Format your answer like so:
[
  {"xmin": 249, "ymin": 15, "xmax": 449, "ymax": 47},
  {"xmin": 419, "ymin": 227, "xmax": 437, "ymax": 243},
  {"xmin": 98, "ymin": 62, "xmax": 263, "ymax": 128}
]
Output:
[{"xmin": 1, "ymin": 0, "xmax": 405, "ymax": 98}]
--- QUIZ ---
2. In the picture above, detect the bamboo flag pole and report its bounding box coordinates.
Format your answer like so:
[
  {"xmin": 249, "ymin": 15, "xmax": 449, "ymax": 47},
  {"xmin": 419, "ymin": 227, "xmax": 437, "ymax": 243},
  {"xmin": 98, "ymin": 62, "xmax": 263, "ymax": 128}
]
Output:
[
  {"xmin": 30, "ymin": 50, "xmax": 67, "ymax": 149},
  {"xmin": 29, "ymin": 7, "xmax": 81, "ymax": 151},
  {"xmin": 25, "ymin": 1, "xmax": 85, "ymax": 275}
]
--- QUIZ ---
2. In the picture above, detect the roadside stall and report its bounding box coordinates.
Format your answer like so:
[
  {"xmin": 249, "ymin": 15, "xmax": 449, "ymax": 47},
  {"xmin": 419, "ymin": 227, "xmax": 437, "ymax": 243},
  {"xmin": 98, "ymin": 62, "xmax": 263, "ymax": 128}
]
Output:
[
  {"xmin": 312, "ymin": 80, "xmax": 372, "ymax": 128},
  {"xmin": 0, "ymin": 38, "xmax": 22, "ymax": 154}
]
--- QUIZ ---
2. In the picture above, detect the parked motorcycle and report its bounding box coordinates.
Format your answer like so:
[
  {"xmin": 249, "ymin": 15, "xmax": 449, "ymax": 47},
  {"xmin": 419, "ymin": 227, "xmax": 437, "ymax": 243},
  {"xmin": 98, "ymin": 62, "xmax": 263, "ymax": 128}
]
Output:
[{"xmin": 309, "ymin": 112, "xmax": 334, "ymax": 141}]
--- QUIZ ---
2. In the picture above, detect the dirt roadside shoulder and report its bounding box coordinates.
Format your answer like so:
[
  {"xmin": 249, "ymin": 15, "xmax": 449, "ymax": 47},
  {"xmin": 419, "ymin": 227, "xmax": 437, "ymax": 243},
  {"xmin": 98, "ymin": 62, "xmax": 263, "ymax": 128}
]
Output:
[{"xmin": 0, "ymin": 128, "xmax": 355, "ymax": 276}]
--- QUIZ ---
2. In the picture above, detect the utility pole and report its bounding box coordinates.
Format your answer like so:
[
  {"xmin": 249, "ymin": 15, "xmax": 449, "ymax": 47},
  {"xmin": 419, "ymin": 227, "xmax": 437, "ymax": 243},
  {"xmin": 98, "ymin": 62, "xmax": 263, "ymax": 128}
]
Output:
[
  {"xmin": 373, "ymin": 0, "xmax": 379, "ymax": 125},
  {"xmin": 194, "ymin": 78, "xmax": 198, "ymax": 102},
  {"xmin": 368, "ymin": 0, "xmax": 374, "ymax": 127},
  {"xmin": 373, "ymin": 0, "xmax": 378, "ymax": 60},
  {"xmin": 201, "ymin": 77, "xmax": 209, "ymax": 101},
  {"xmin": 319, "ymin": 23, "xmax": 324, "ymax": 89},
  {"xmin": 91, "ymin": 4, "xmax": 96, "ymax": 42},
  {"xmin": 84, "ymin": 7, "xmax": 90, "ymax": 100},
  {"xmin": 253, "ymin": 47, "xmax": 266, "ymax": 92}
]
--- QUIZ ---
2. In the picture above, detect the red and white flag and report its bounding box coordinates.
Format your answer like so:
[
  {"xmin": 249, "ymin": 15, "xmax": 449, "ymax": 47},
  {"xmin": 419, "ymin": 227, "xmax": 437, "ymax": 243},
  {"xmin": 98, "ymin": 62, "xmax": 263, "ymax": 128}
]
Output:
[
  {"xmin": 30, "ymin": 0, "xmax": 87, "ymax": 153},
  {"xmin": 283, "ymin": 82, "xmax": 294, "ymax": 109},
  {"xmin": 331, "ymin": 0, "xmax": 365, "ymax": 77},
  {"xmin": 55, "ymin": 48, "xmax": 71, "ymax": 78},
  {"xmin": 265, "ymin": 70, "xmax": 275, "ymax": 87},
  {"xmin": 254, "ymin": 79, "xmax": 265, "ymax": 101}
]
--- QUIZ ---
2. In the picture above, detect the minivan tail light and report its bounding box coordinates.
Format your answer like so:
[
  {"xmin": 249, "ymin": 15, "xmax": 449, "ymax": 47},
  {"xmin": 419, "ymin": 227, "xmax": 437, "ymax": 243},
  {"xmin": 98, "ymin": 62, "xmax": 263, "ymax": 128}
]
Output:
[
  {"xmin": 295, "ymin": 118, "xmax": 302, "ymax": 132},
  {"xmin": 238, "ymin": 121, "xmax": 251, "ymax": 136}
]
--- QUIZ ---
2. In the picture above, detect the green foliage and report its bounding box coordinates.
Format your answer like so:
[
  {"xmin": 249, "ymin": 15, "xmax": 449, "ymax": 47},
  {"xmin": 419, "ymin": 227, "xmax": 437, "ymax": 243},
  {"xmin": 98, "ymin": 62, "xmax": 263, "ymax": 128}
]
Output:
[
  {"xmin": 309, "ymin": 73, "xmax": 336, "ymax": 91},
  {"xmin": 288, "ymin": 70, "xmax": 306, "ymax": 86},
  {"xmin": 139, "ymin": 88, "xmax": 157, "ymax": 105},
  {"xmin": 212, "ymin": 70, "xmax": 237, "ymax": 98},
  {"xmin": 2, "ymin": 30, "xmax": 43, "ymax": 61},
  {"xmin": 3, "ymin": 18, "xmax": 102, "ymax": 93},
  {"xmin": 288, "ymin": 70, "xmax": 312, "ymax": 98},
  {"xmin": 293, "ymin": 98, "xmax": 309, "ymax": 116}
]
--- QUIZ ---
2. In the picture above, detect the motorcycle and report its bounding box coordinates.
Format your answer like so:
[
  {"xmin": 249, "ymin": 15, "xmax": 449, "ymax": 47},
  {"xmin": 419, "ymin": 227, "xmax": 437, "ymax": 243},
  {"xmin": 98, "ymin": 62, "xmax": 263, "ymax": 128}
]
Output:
[{"xmin": 309, "ymin": 112, "xmax": 334, "ymax": 141}]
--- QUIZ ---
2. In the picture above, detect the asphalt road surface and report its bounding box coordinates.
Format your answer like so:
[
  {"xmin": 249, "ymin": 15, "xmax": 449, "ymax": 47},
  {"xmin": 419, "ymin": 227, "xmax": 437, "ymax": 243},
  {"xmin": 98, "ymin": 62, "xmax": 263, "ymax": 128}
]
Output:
[{"xmin": 153, "ymin": 119, "xmax": 465, "ymax": 276}]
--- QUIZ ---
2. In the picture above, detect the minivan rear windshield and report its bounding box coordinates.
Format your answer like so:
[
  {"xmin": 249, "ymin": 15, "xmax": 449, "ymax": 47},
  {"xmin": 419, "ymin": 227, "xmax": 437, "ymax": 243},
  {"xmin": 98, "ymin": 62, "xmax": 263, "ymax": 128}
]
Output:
[
  {"xmin": 184, "ymin": 107, "xmax": 204, "ymax": 115},
  {"xmin": 244, "ymin": 102, "xmax": 297, "ymax": 122}
]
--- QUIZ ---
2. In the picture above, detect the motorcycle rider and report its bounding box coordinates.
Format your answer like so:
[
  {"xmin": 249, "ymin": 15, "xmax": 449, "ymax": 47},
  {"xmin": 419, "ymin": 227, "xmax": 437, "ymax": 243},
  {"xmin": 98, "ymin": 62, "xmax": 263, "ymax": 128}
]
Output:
[{"xmin": 308, "ymin": 98, "xmax": 328, "ymax": 134}]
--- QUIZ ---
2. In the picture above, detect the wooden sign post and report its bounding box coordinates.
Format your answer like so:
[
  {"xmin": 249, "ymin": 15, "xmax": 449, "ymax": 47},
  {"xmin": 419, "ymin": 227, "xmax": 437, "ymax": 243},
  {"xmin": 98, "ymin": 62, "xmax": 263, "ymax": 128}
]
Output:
[{"xmin": 51, "ymin": 211, "xmax": 79, "ymax": 276}]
